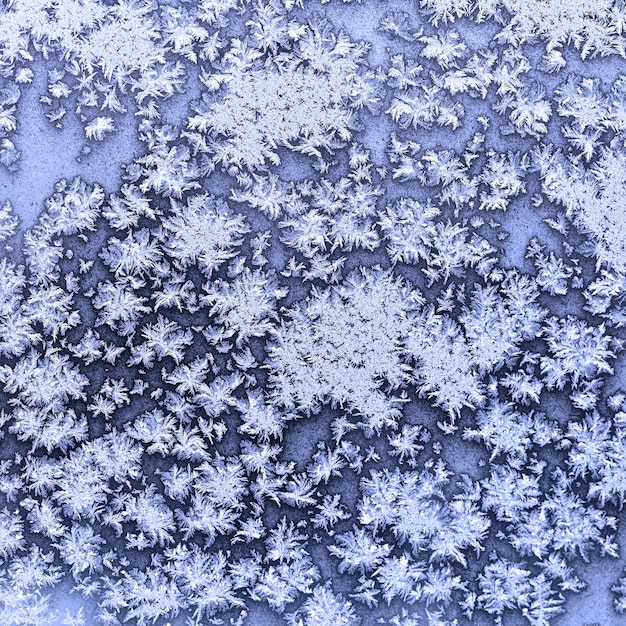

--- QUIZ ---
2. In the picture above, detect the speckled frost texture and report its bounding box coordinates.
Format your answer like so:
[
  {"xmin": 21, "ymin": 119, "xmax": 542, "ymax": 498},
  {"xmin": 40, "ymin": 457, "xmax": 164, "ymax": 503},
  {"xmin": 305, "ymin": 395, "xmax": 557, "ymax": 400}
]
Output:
[{"xmin": 3, "ymin": 1, "xmax": 626, "ymax": 625}]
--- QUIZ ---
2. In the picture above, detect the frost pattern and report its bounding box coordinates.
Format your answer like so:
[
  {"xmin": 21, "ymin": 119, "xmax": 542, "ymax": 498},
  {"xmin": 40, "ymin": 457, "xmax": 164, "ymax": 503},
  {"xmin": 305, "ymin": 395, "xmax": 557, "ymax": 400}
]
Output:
[{"xmin": 1, "ymin": 1, "xmax": 626, "ymax": 626}]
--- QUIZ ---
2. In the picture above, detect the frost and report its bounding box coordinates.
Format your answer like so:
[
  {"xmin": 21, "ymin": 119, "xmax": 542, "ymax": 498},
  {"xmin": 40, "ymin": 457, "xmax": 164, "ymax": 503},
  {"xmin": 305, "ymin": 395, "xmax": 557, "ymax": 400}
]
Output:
[
  {"xmin": 406, "ymin": 308, "xmax": 485, "ymax": 418},
  {"xmin": 540, "ymin": 316, "xmax": 616, "ymax": 390},
  {"xmin": 358, "ymin": 463, "xmax": 489, "ymax": 567},
  {"xmin": 419, "ymin": 0, "xmax": 625, "ymax": 60},
  {"xmin": 202, "ymin": 268, "xmax": 287, "ymax": 347},
  {"xmin": 418, "ymin": 0, "xmax": 473, "ymax": 27},
  {"xmin": 500, "ymin": 0, "xmax": 621, "ymax": 57},
  {"xmin": 286, "ymin": 583, "xmax": 360, "ymax": 626},
  {"xmin": 541, "ymin": 146, "xmax": 626, "ymax": 273},
  {"xmin": 0, "ymin": 348, "xmax": 88, "ymax": 408},
  {"xmin": 161, "ymin": 193, "xmax": 248, "ymax": 275},
  {"xmin": 378, "ymin": 197, "xmax": 441, "ymax": 264},
  {"xmin": 329, "ymin": 526, "xmax": 392, "ymax": 575},
  {"xmin": 56, "ymin": 524, "xmax": 104, "ymax": 578},
  {"xmin": 84, "ymin": 116, "xmax": 115, "ymax": 141},
  {"xmin": 419, "ymin": 30, "xmax": 467, "ymax": 70},
  {"xmin": 386, "ymin": 79, "xmax": 465, "ymax": 131},
  {"xmin": 43, "ymin": 178, "xmax": 105, "ymax": 236},
  {"xmin": 478, "ymin": 151, "xmax": 527, "ymax": 212},
  {"xmin": 2, "ymin": 1, "xmax": 626, "ymax": 625},
  {"xmin": 527, "ymin": 242, "xmax": 574, "ymax": 296},
  {"xmin": 566, "ymin": 410, "xmax": 626, "ymax": 508},
  {"xmin": 0, "ymin": 202, "xmax": 19, "ymax": 241},
  {"xmin": 266, "ymin": 269, "xmax": 418, "ymax": 432},
  {"xmin": 189, "ymin": 16, "xmax": 376, "ymax": 171},
  {"xmin": 93, "ymin": 276, "xmax": 151, "ymax": 335}
]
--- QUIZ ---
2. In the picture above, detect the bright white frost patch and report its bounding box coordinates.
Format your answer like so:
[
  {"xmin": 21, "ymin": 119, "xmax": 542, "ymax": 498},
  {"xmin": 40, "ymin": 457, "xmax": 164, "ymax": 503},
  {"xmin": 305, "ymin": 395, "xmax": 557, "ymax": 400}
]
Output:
[
  {"xmin": 502, "ymin": 0, "xmax": 614, "ymax": 40},
  {"xmin": 200, "ymin": 67, "xmax": 354, "ymax": 169},
  {"xmin": 202, "ymin": 268, "xmax": 287, "ymax": 347},
  {"xmin": 543, "ymin": 147, "xmax": 626, "ymax": 273},
  {"xmin": 0, "ymin": 0, "xmax": 161, "ymax": 78},
  {"xmin": 0, "ymin": 201, "xmax": 18, "ymax": 241},
  {"xmin": 0, "ymin": 0, "xmax": 105, "ymax": 61},
  {"xmin": 420, "ymin": 0, "xmax": 624, "ymax": 58},
  {"xmin": 406, "ymin": 309, "xmax": 485, "ymax": 417},
  {"xmin": 75, "ymin": 2, "xmax": 163, "ymax": 80},
  {"xmin": 189, "ymin": 25, "xmax": 376, "ymax": 171},
  {"xmin": 161, "ymin": 193, "xmax": 249, "ymax": 275},
  {"xmin": 267, "ymin": 270, "xmax": 419, "ymax": 432}
]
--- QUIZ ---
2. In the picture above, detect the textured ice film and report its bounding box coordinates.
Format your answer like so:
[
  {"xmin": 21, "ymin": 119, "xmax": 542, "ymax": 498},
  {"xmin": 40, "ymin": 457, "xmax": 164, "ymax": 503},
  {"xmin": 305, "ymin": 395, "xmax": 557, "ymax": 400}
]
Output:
[{"xmin": 1, "ymin": 0, "xmax": 626, "ymax": 625}]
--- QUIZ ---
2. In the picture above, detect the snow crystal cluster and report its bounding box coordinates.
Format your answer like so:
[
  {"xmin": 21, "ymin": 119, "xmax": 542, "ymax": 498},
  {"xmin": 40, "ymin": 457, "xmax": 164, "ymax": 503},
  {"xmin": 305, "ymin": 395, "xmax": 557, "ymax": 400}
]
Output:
[{"xmin": 1, "ymin": 1, "xmax": 626, "ymax": 625}]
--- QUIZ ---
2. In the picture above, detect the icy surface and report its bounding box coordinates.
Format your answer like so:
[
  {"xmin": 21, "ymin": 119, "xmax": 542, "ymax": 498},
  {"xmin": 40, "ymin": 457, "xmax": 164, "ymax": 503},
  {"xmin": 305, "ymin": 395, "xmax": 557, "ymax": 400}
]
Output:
[{"xmin": 2, "ymin": 1, "xmax": 626, "ymax": 625}]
